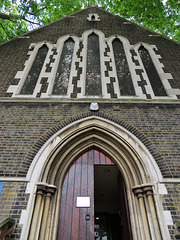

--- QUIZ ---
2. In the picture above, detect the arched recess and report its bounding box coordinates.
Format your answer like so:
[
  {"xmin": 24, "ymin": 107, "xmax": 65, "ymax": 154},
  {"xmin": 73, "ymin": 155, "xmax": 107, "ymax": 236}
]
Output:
[
  {"xmin": 78, "ymin": 29, "xmax": 106, "ymax": 97},
  {"xmin": 20, "ymin": 116, "xmax": 170, "ymax": 240}
]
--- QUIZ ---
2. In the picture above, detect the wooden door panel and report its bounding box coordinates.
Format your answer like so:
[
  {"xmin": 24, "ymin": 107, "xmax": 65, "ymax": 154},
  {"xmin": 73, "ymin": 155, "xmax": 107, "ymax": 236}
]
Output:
[
  {"xmin": 57, "ymin": 170, "xmax": 68, "ymax": 240},
  {"xmin": 94, "ymin": 150, "xmax": 100, "ymax": 164},
  {"xmin": 99, "ymin": 152, "xmax": 106, "ymax": 164},
  {"xmin": 79, "ymin": 153, "xmax": 89, "ymax": 240},
  {"xmin": 87, "ymin": 150, "xmax": 94, "ymax": 240},
  {"xmin": 71, "ymin": 157, "xmax": 81, "ymax": 239},
  {"xmin": 57, "ymin": 163, "xmax": 76, "ymax": 240},
  {"xmin": 57, "ymin": 150, "xmax": 115, "ymax": 240},
  {"xmin": 94, "ymin": 150, "xmax": 115, "ymax": 165},
  {"xmin": 64, "ymin": 163, "xmax": 76, "ymax": 240}
]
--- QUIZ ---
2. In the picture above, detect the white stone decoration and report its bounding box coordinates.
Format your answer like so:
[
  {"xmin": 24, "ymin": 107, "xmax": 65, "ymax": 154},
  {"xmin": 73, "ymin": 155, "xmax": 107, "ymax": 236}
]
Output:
[
  {"xmin": 7, "ymin": 30, "xmax": 180, "ymax": 99},
  {"xmin": 90, "ymin": 102, "xmax": 99, "ymax": 111},
  {"xmin": 87, "ymin": 13, "xmax": 100, "ymax": 21}
]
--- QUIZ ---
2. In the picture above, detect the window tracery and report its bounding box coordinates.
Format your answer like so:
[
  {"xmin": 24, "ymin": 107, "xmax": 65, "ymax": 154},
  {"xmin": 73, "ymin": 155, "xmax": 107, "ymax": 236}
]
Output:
[
  {"xmin": 20, "ymin": 44, "xmax": 49, "ymax": 95},
  {"xmin": 112, "ymin": 38, "xmax": 135, "ymax": 96},
  {"xmin": 7, "ymin": 30, "xmax": 180, "ymax": 99},
  {"xmin": 52, "ymin": 38, "xmax": 75, "ymax": 95},
  {"xmin": 86, "ymin": 33, "xmax": 101, "ymax": 95},
  {"xmin": 138, "ymin": 45, "xmax": 167, "ymax": 96}
]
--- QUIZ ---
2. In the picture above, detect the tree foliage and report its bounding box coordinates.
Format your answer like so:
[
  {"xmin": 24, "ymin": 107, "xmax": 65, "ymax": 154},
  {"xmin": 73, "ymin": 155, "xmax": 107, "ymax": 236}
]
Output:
[{"xmin": 0, "ymin": 0, "xmax": 179, "ymax": 43}]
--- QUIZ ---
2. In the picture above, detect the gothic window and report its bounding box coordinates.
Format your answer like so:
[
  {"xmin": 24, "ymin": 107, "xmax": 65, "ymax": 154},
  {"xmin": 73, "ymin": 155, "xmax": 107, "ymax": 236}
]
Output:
[
  {"xmin": 112, "ymin": 38, "xmax": 135, "ymax": 96},
  {"xmin": 90, "ymin": 15, "xmax": 95, "ymax": 21},
  {"xmin": 138, "ymin": 45, "xmax": 167, "ymax": 96},
  {"xmin": 87, "ymin": 13, "xmax": 100, "ymax": 21},
  {"xmin": 7, "ymin": 30, "xmax": 177, "ymax": 99},
  {"xmin": 52, "ymin": 38, "xmax": 75, "ymax": 95},
  {"xmin": 85, "ymin": 33, "xmax": 102, "ymax": 96},
  {"xmin": 20, "ymin": 44, "xmax": 48, "ymax": 95}
]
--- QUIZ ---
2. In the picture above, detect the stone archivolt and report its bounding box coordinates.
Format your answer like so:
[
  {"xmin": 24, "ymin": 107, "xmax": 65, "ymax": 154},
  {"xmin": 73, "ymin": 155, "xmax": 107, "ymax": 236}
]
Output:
[{"xmin": 22, "ymin": 117, "xmax": 171, "ymax": 240}]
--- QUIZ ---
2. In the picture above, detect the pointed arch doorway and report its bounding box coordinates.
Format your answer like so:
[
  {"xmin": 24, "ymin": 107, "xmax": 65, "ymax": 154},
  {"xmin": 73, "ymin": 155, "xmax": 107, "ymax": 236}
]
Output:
[
  {"xmin": 57, "ymin": 149, "xmax": 132, "ymax": 240},
  {"xmin": 24, "ymin": 116, "xmax": 169, "ymax": 240}
]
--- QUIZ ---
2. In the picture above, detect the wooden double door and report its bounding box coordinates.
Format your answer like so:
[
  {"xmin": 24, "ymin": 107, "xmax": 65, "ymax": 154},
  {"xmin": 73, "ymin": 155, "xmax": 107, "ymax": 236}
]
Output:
[{"xmin": 57, "ymin": 149, "xmax": 132, "ymax": 240}]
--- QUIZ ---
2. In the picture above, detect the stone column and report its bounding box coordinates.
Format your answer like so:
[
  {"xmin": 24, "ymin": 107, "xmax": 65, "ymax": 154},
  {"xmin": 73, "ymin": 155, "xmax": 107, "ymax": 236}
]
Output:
[
  {"xmin": 143, "ymin": 185, "xmax": 162, "ymax": 240},
  {"xmin": 39, "ymin": 185, "xmax": 56, "ymax": 240},
  {"xmin": 28, "ymin": 183, "xmax": 56, "ymax": 240},
  {"xmin": 133, "ymin": 184, "xmax": 163, "ymax": 240},
  {"xmin": 132, "ymin": 186, "xmax": 151, "ymax": 240},
  {"xmin": 28, "ymin": 184, "xmax": 46, "ymax": 240}
]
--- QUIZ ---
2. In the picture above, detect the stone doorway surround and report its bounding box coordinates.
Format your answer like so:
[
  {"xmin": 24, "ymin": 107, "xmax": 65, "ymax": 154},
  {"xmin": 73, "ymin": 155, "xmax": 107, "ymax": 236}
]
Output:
[{"xmin": 19, "ymin": 116, "xmax": 172, "ymax": 240}]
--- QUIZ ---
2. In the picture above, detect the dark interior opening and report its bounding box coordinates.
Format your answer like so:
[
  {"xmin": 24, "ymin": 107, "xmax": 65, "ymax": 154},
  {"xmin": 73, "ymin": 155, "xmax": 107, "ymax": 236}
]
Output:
[{"xmin": 94, "ymin": 165, "xmax": 132, "ymax": 240}]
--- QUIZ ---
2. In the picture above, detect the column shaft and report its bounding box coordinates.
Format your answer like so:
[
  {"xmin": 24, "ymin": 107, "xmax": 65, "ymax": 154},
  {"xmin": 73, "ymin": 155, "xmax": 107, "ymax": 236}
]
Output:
[
  {"xmin": 28, "ymin": 187, "xmax": 45, "ymax": 240},
  {"xmin": 39, "ymin": 187, "xmax": 55, "ymax": 240},
  {"xmin": 143, "ymin": 186, "xmax": 162, "ymax": 239},
  {"xmin": 133, "ymin": 186, "xmax": 151, "ymax": 240}
]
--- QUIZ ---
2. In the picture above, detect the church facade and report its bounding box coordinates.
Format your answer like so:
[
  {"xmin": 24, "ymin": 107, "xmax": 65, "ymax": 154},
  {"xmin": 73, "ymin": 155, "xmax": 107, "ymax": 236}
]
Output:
[{"xmin": 0, "ymin": 6, "xmax": 180, "ymax": 240}]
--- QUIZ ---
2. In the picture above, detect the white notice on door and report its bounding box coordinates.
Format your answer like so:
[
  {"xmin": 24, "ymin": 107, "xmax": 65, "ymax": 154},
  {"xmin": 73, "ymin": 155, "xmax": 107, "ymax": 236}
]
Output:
[{"xmin": 76, "ymin": 196, "xmax": 90, "ymax": 207}]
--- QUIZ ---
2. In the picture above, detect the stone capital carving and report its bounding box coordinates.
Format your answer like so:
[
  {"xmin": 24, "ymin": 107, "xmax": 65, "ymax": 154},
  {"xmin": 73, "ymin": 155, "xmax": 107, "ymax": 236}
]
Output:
[
  {"xmin": 36, "ymin": 183, "xmax": 57, "ymax": 196},
  {"xmin": 132, "ymin": 184, "xmax": 154, "ymax": 197},
  {"xmin": 132, "ymin": 185, "xmax": 144, "ymax": 198}
]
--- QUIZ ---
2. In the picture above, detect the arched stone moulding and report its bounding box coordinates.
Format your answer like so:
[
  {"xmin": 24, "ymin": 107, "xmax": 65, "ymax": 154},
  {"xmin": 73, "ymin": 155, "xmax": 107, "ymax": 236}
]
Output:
[
  {"xmin": 107, "ymin": 35, "xmax": 141, "ymax": 98},
  {"xmin": 20, "ymin": 116, "xmax": 171, "ymax": 240},
  {"xmin": 78, "ymin": 29, "xmax": 106, "ymax": 98},
  {"xmin": 131, "ymin": 42, "xmax": 180, "ymax": 99},
  {"xmin": 45, "ymin": 35, "xmax": 80, "ymax": 98},
  {"xmin": 7, "ymin": 29, "xmax": 180, "ymax": 99},
  {"xmin": 7, "ymin": 41, "xmax": 54, "ymax": 98}
]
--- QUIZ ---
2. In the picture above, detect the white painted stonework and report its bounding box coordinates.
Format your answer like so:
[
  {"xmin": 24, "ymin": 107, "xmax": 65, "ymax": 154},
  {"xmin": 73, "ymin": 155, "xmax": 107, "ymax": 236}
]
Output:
[{"xmin": 7, "ymin": 30, "xmax": 180, "ymax": 100}]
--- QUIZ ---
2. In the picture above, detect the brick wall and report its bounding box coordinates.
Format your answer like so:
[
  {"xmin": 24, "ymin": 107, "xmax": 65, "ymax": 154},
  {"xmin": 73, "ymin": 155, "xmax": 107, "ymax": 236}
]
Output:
[
  {"xmin": 0, "ymin": 101, "xmax": 180, "ymax": 239},
  {"xmin": 0, "ymin": 6, "xmax": 179, "ymax": 239},
  {"xmin": 161, "ymin": 183, "xmax": 180, "ymax": 239},
  {"xmin": 0, "ymin": 7, "xmax": 179, "ymax": 97},
  {"xmin": 0, "ymin": 181, "xmax": 29, "ymax": 239},
  {"xmin": 0, "ymin": 101, "xmax": 179, "ymax": 178}
]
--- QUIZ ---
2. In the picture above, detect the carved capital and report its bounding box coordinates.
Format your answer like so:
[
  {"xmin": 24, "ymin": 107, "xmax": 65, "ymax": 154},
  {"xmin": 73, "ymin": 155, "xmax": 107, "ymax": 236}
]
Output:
[
  {"xmin": 132, "ymin": 185, "xmax": 144, "ymax": 198},
  {"xmin": 46, "ymin": 185, "xmax": 57, "ymax": 197},
  {"xmin": 36, "ymin": 183, "xmax": 57, "ymax": 197},
  {"xmin": 141, "ymin": 184, "xmax": 153, "ymax": 197},
  {"xmin": 36, "ymin": 184, "xmax": 47, "ymax": 195},
  {"xmin": 132, "ymin": 184, "xmax": 154, "ymax": 198}
]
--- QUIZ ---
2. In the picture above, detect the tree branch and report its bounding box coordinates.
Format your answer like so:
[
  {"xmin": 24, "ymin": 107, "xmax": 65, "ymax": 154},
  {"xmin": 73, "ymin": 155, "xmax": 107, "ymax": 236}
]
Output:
[
  {"xmin": 22, "ymin": 16, "xmax": 40, "ymax": 25},
  {"xmin": 0, "ymin": 12, "xmax": 40, "ymax": 25},
  {"xmin": 27, "ymin": 7, "xmax": 46, "ymax": 16},
  {"xmin": 0, "ymin": 12, "xmax": 18, "ymax": 21}
]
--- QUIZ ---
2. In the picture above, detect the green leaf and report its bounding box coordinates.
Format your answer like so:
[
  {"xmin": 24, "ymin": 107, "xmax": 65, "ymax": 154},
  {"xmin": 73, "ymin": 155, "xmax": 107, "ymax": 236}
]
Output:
[{"xmin": 0, "ymin": 0, "xmax": 179, "ymax": 42}]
